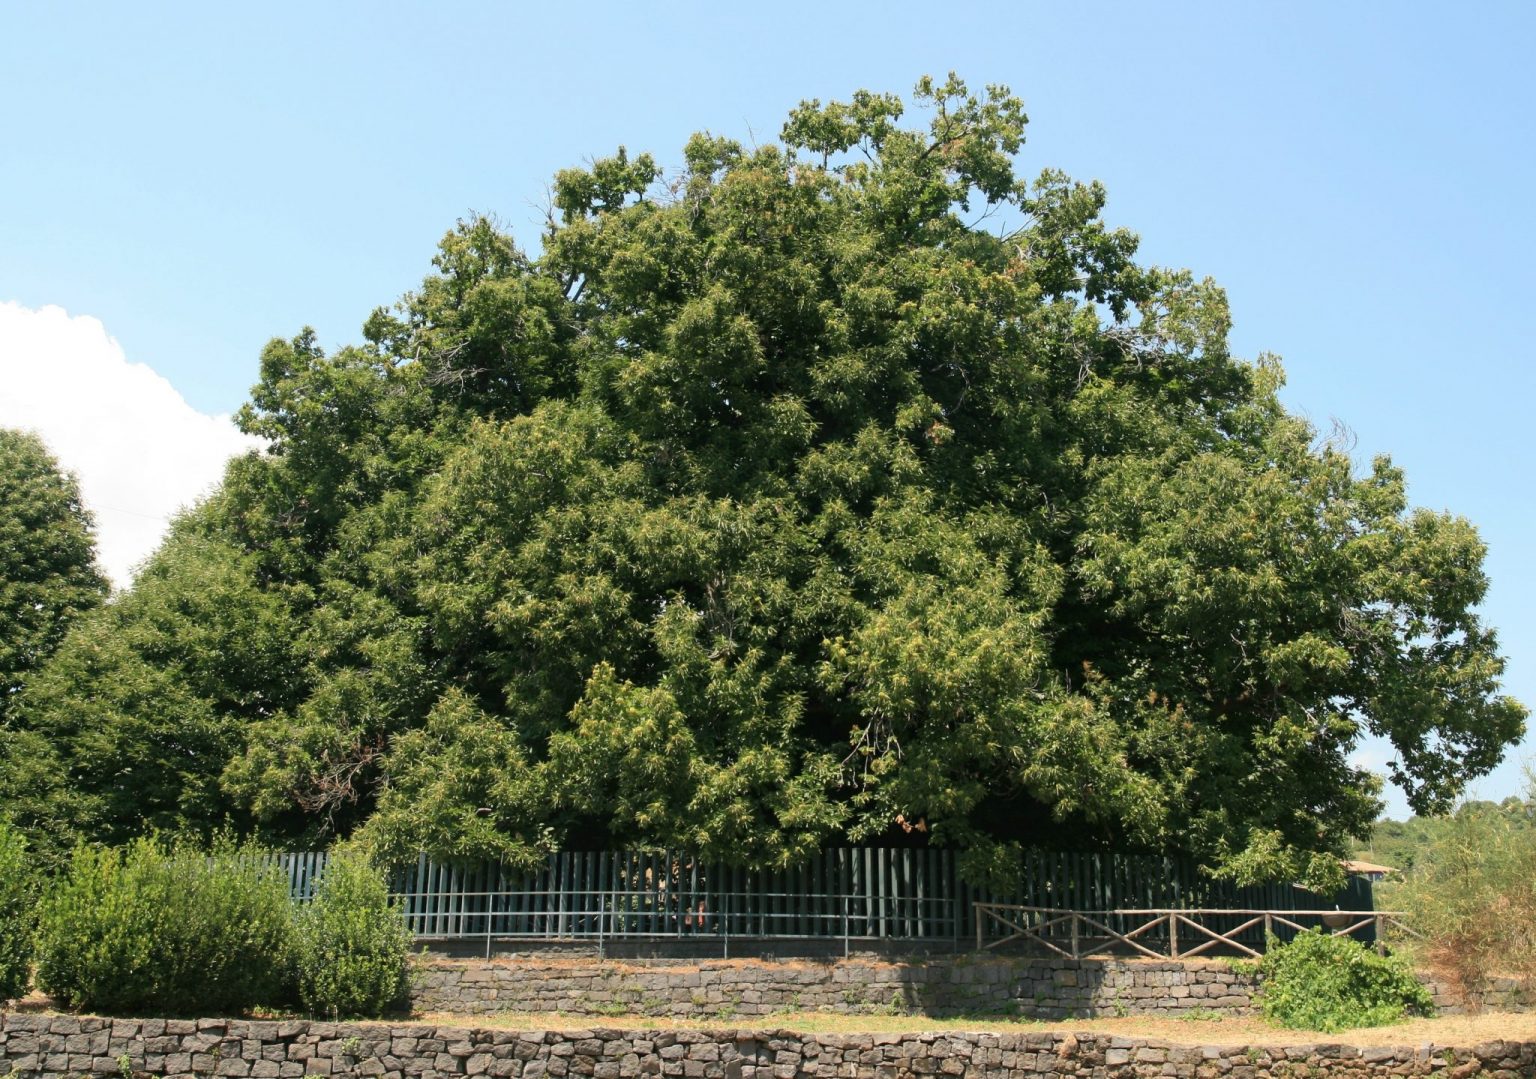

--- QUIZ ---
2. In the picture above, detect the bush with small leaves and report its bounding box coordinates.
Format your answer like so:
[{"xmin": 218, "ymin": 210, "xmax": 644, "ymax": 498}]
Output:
[
  {"xmin": 35, "ymin": 837, "xmax": 294, "ymax": 1014},
  {"xmin": 0, "ymin": 820, "xmax": 35, "ymax": 1003},
  {"xmin": 1259, "ymin": 928, "xmax": 1433, "ymax": 1032},
  {"xmin": 295, "ymin": 852, "xmax": 410, "ymax": 1018}
]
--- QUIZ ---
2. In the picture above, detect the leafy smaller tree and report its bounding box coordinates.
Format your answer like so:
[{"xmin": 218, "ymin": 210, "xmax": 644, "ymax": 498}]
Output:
[
  {"xmin": 1259, "ymin": 929, "xmax": 1432, "ymax": 1031},
  {"xmin": 0, "ymin": 820, "xmax": 35, "ymax": 1002},
  {"xmin": 294, "ymin": 852, "xmax": 410, "ymax": 1018},
  {"xmin": 0, "ymin": 430, "xmax": 106, "ymax": 753},
  {"xmin": 0, "ymin": 428, "xmax": 107, "ymax": 717},
  {"xmin": 4, "ymin": 532, "xmax": 302, "ymax": 865}
]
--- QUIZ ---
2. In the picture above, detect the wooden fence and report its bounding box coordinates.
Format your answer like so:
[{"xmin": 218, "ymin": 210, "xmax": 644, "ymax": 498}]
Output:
[
  {"xmin": 974, "ymin": 904, "xmax": 1407, "ymax": 959},
  {"xmin": 277, "ymin": 847, "xmax": 1374, "ymax": 949}
]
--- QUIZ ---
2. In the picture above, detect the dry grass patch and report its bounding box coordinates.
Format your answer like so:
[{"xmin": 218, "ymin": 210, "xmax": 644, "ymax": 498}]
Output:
[
  {"xmin": 18, "ymin": 987, "xmax": 1536, "ymax": 1048},
  {"xmin": 410, "ymin": 1008, "xmax": 1536, "ymax": 1047}
]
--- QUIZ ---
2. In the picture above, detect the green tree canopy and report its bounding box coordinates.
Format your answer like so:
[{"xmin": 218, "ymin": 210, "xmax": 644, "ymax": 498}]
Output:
[
  {"xmin": 0, "ymin": 429, "xmax": 107, "ymax": 713},
  {"xmin": 8, "ymin": 76, "xmax": 1524, "ymax": 888},
  {"xmin": 5, "ymin": 531, "xmax": 300, "ymax": 863},
  {"xmin": 0, "ymin": 428, "xmax": 108, "ymax": 853}
]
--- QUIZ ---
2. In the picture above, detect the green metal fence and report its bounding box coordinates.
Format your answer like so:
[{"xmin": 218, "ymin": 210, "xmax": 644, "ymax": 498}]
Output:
[{"xmin": 277, "ymin": 847, "xmax": 1371, "ymax": 947}]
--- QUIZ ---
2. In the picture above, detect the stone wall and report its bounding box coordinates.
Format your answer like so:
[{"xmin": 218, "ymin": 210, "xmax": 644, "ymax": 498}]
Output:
[
  {"xmin": 411, "ymin": 958, "xmax": 1259, "ymax": 1020},
  {"xmin": 1425, "ymin": 976, "xmax": 1536, "ymax": 1017},
  {"xmin": 2, "ymin": 1015, "xmax": 1533, "ymax": 1079},
  {"xmin": 411, "ymin": 957, "xmax": 1531, "ymax": 1021}
]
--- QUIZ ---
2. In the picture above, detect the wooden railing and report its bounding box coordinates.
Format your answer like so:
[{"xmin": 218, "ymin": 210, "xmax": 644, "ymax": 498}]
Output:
[{"xmin": 973, "ymin": 903, "xmax": 1420, "ymax": 959}]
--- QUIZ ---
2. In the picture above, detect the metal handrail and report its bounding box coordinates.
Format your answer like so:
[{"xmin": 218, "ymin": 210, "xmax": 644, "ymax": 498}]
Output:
[{"xmin": 386, "ymin": 888, "xmax": 965, "ymax": 958}]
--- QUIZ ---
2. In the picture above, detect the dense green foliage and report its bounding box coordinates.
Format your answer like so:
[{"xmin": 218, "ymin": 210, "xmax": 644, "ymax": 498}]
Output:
[
  {"xmin": 0, "ymin": 820, "xmax": 35, "ymax": 1002},
  {"xmin": 0, "ymin": 430, "xmax": 108, "ymax": 869},
  {"xmin": 1, "ymin": 77, "xmax": 1523, "ymax": 887},
  {"xmin": 1259, "ymin": 929, "xmax": 1433, "ymax": 1032},
  {"xmin": 34, "ymin": 838, "xmax": 294, "ymax": 1014},
  {"xmin": 3, "ymin": 536, "xmax": 297, "ymax": 866},
  {"xmin": 294, "ymin": 852, "xmax": 411, "ymax": 1018},
  {"xmin": 1356, "ymin": 797, "xmax": 1536, "ymax": 876},
  {"xmin": 0, "ymin": 428, "xmax": 106, "ymax": 720}
]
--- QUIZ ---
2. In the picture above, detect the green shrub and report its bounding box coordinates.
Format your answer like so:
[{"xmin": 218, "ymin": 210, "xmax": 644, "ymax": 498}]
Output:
[
  {"xmin": 1259, "ymin": 928, "xmax": 1433, "ymax": 1032},
  {"xmin": 0, "ymin": 820, "xmax": 36, "ymax": 1002},
  {"xmin": 294, "ymin": 853, "xmax": 410, "ymax": 1018},
  {"xmin": 35, "ymin": 837, "xmax": 294, "ymax": 1014}
]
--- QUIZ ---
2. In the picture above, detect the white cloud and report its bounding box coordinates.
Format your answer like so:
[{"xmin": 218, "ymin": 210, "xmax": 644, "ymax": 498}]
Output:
[{"xmin": 0, "ymin": 301, "xmax": 264, "ymax": 588}]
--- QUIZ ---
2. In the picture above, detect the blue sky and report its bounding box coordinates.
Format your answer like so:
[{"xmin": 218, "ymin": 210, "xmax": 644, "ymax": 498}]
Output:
[{"xmin": 2, "ymin": 1, "xmax": 1532, "ymax": 818}]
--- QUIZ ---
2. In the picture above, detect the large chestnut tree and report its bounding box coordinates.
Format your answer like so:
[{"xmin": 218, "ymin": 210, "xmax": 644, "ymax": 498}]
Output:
[{"xmin": 6, "ymin": 77, "xmax": 1522, "ymax": 887}]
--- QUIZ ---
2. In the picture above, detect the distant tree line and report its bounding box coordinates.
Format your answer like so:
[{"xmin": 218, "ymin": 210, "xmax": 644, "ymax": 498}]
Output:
[{"xmin": 1358, "ymin": 796, "xmax": 1536, "ymax": 876}]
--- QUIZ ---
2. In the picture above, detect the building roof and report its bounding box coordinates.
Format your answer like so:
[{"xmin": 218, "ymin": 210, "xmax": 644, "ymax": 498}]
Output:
[{"xmin": 1342, "ymin": 859, "xmax": 1396, "ymax": 875}]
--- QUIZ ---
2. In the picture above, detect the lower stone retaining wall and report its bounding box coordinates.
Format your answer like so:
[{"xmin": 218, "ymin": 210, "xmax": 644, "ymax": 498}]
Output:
[
  {"xmin": 413, "ymin": 958, "xmax": 1256, "ymax": 1020},
  {"xmin": 412, "ymin": 957, "xmax": 1530, "ymax": 1020},
  {"xmin": 2, "ymin": 1015, "xmax": 1532, "ymax": 1079}
]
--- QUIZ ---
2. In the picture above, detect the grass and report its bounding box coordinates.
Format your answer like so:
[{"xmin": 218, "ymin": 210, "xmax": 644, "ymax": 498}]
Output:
[{"xmin": 1177, "ymin": 1007, "xmax": 1225, "ymax": 1022}]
